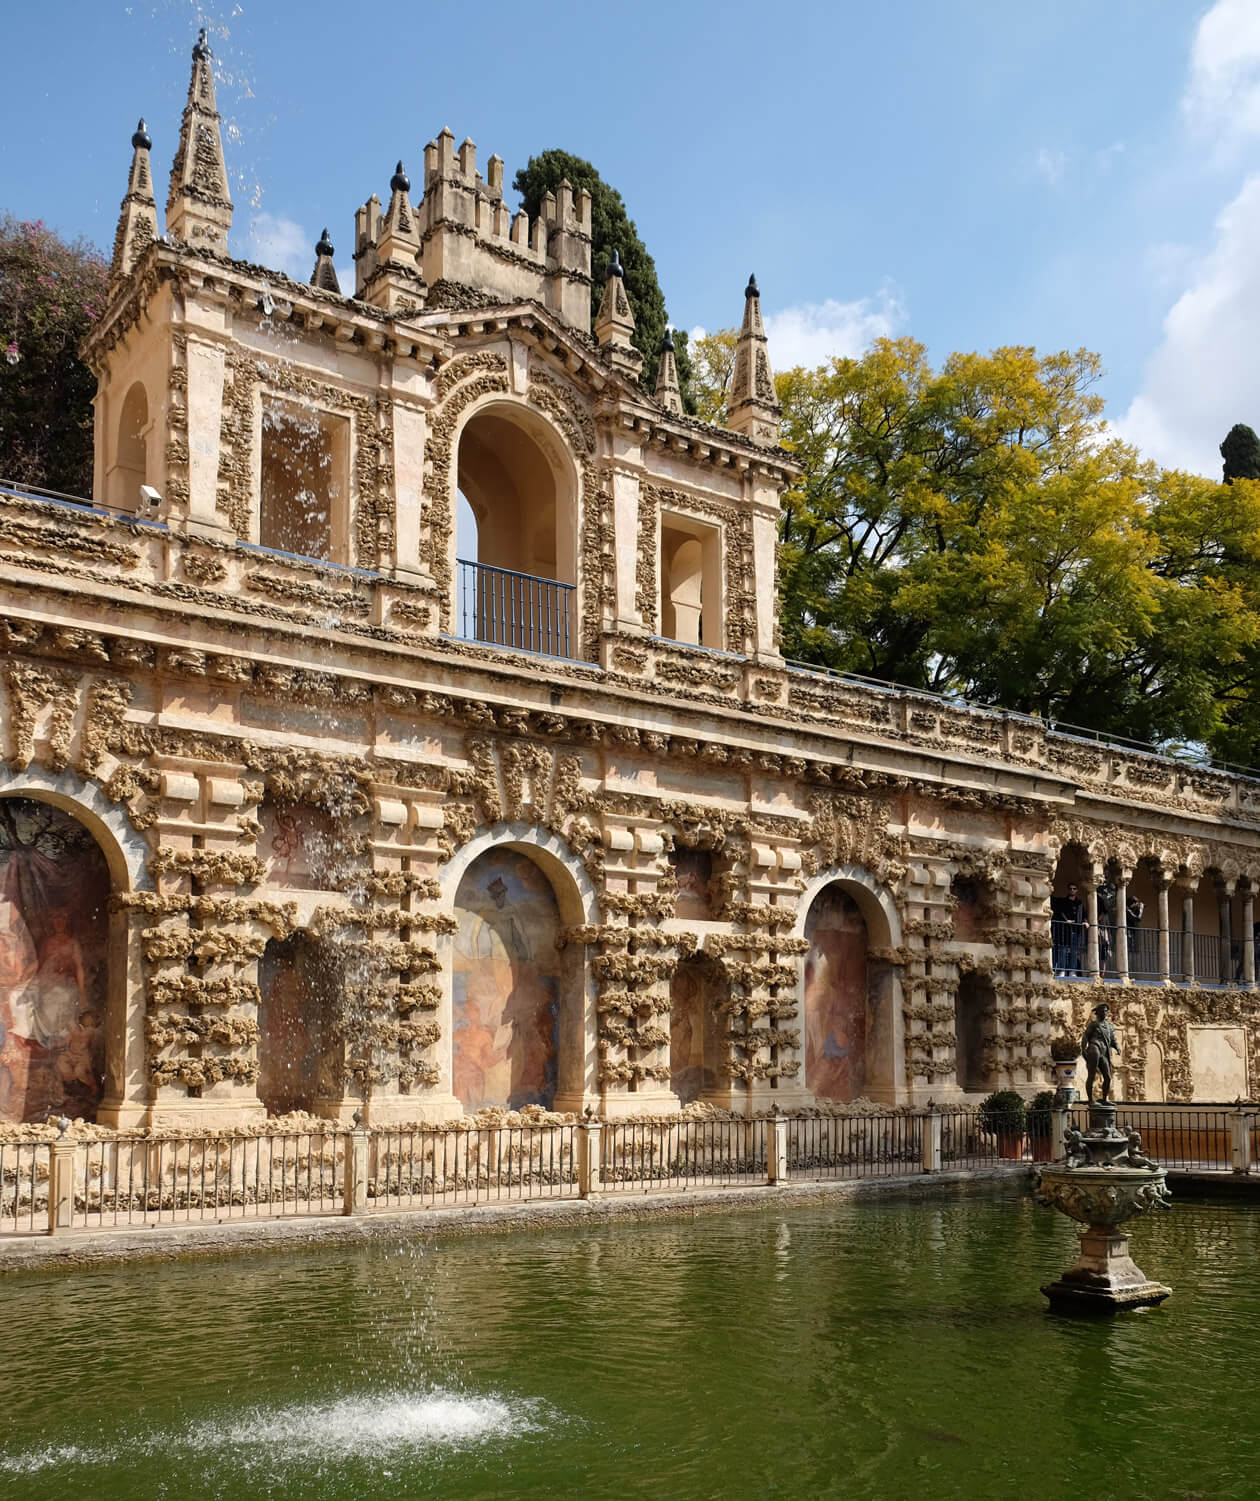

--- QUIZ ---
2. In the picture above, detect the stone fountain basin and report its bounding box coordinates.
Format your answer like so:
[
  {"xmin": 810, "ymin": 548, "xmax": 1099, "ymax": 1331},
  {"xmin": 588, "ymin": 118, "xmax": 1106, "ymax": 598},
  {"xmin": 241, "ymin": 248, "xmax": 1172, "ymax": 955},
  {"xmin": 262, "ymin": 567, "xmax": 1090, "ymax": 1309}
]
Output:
[{"xmin": 1034, "ymin": 1165, "xmax": 1170, "ymax": 1228}]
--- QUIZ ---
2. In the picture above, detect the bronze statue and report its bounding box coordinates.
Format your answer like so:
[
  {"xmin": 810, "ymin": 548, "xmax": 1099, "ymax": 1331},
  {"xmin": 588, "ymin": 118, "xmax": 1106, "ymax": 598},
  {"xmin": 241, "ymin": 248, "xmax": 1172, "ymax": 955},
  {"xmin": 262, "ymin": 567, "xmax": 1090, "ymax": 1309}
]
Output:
[
  {"xmin": 1124, "ymin": 1129, "xmax": 1157, "ymax": 1170},
  {"xmin": 1082, "ymin": 1002, "xmax": 1120, "ymax": 1102}
]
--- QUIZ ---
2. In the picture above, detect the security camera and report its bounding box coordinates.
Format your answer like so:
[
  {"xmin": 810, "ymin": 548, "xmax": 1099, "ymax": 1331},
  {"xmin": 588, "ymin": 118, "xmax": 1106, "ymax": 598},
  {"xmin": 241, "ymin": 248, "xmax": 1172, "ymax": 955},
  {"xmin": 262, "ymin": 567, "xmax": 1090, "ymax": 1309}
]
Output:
[{"xmin": 139, "ymin": 485, "xmax": 162, "ymax": 508}]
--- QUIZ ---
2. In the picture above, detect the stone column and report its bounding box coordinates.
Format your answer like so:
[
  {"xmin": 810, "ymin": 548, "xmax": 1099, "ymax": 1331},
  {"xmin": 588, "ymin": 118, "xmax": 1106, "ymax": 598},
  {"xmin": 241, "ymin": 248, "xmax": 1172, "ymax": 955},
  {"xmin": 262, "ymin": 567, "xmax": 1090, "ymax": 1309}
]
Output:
[
  {"xmin": 1156, "ymin": 874, "xmax": 1171, "ymax": 984},
  {"xmin": 1181, "ymin": 879, "xmax": 1198, "ymax": 985},
  {"xmin": 1084, "ymin": 882, "xmax": 1100, "ymax": 979},
  {"xmin": 1114, "ymin": 869, "xmax": 1130, "ymax": 981},
  {"xmin": 1244, "ymin": 888, "xmax": 1256, "ymax": 988},
  {"xmin": 1221, "ymin": 881, "xmax": 1235, "ymax": 986}
]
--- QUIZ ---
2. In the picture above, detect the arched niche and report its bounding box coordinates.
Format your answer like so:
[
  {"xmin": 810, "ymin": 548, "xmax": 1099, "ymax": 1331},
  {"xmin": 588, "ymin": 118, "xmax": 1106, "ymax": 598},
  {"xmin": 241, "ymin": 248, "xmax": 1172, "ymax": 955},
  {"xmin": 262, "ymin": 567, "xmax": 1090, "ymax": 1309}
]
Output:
[
  {"xmin": 669, "ymin": 953, "xmax": 728, "ymax": 1105},
  {"xmin": 108, "ymin": 381, "xmax": 149, "ymax": 512},
  {"xmin": 0, "ymin": 797, "xmax": 113, "ymax": 1122},
  {"xmin": 453, "ymin": 400, "xmax": 580, "ymax": 656},
  {"xmin": 441, "ymin": 823, "xmax": 597, "ymax": 1115},
  {"xmin": 795, "ymin": 866, "xmax": 903, "ymax": 1104},
  {"xmin": 257, "ymin": 933, "xmax": 345, "ymax": 1117},
  {"xmin": 0, "ymin": 770, "xmax": 149, "ymax": 1129},
  {"xmin": 955, "ymin": 973, "xmax": 995, "ymax": 1094}
]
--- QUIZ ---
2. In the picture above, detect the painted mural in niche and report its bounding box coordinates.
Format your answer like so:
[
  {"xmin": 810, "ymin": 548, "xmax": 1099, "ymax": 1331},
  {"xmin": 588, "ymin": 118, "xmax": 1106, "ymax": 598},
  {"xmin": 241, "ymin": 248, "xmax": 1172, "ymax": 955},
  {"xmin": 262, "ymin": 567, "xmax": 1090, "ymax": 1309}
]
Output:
[
  {"xmin": 669, "ymin": 958, "xmax": 722, "ymax": 1104},
  {"xmin": 0, "ymin": 799, "xmax": 109, "ymax": 1123},
  {"xmin": 672, "ymin": 849, "xmax": 714, "ymax": 921},
  {"xmin": 260, "ymin": 803, "xmax": 341, "ymax": 891},
  {"xmin": 452, "ymin": 849, "xmax": 561, "ymax": 1112},
  {"xmin": 803, "ymin": 885, "xmax": 868, "ymax": 1102},
  {"xmin": 258, "ymin": 935, "xmax": 343, "ymax": 1116}
]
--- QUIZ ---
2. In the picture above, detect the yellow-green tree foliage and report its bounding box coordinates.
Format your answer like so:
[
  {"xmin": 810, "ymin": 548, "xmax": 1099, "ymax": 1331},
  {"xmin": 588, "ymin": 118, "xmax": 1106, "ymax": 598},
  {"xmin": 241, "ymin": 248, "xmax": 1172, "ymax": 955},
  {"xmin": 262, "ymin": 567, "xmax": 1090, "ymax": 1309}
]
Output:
[{"xmin": 690, "ymin": 334, "xmax": 1260, "ymax": 762}]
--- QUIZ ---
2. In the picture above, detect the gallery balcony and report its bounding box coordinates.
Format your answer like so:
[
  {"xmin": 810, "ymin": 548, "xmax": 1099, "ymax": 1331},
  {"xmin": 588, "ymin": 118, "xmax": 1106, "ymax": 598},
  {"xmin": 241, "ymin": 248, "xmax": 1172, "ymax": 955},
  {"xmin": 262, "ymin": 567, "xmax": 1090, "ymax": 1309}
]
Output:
[
  {"xmin": 455, "ymin": 557, "xmax": 577, "ymax": 661},
  {"xmin": 1052, "ymin": 920, "xmax": 1254, "ymax": 988}
]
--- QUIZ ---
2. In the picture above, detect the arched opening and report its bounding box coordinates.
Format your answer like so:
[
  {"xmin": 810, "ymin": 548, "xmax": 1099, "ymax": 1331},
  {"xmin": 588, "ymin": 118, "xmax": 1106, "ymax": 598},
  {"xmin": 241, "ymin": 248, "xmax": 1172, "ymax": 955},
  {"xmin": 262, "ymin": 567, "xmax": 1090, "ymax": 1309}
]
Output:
[
  {"xmin": 455, "ymin": 403, "xmax": 578, "ymax": 658},
  {"xmin": 257, "ymin": 933, "xmax": 344, "ymax": 1117},
  {"xmin": 108, "ymin": 381, "xmax": 148, "ymax": 511},
  {"xmin": 1050, "ymin": 843, "xmax": 1091, "ymax": 978},
  {"xmin": 1127, "ymin": 857, "xmax": 1163, "ymax": 981},
  {"xmin": 803, "ymin": 884, "xmax": 873, "ymax": 1102},
  {"xmin": 660, "ymin": 515, "xmax": 722, "ymax": 650},
  {"xmin": 0, "ymin": 798, "xmax": 111, "ymax": 1122},
  {"xmin": 1143, "ymin": 1039, "xmax": 1165, "ymax": 1102},
  {"xmin": 669, "ymin": 954, "xmax": 727, "ymax": 1105},
  {"xmin": 451, "ymin": 844, "xmax": 584, "ymax": 1112},
  {"xmin": 955, "ymin": 973, "xmax": 995, "ymax": 1093}
]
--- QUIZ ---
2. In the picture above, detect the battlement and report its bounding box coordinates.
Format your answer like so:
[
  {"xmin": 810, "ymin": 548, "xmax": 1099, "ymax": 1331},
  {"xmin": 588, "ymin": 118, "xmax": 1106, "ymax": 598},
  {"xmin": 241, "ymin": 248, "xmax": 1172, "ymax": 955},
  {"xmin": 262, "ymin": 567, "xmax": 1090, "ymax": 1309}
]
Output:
[{"xmin": 353, "ymin": 129, "xmax": 592, "ymax": 330}]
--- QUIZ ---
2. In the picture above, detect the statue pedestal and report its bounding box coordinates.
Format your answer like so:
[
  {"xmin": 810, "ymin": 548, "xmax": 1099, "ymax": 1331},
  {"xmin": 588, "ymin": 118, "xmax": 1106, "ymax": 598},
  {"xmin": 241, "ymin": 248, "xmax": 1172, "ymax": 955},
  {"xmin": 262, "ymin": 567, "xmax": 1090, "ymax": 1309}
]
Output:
[{"xmin": 1041, "ymin": 1226, "xmax": 1172, "ymax": 1313}]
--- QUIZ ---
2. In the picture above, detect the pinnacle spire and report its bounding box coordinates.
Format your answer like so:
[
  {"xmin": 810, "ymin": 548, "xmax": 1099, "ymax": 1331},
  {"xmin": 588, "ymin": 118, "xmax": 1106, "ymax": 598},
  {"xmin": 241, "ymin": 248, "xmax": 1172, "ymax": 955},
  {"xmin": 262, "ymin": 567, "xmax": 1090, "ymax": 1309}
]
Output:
[
  {"xmin": 726, "ymin": 272, "xmax": 780, "ymax": 444},
  {"xmin": 110, "ymin": 117, "xmax": 158, "ymax": 283},
  {"xmin": 166, "ymin": 28, "xmax": 233, "ymax": 253},
  {"xmin": 594, "ymin": 247, "xmax": 642, "ymax": 379},
  {"xmin": 654, "ymin": 324, "xmax": 682, "ymax": 414},
  {"xmin": 310, "ymin": 228, "xmax": 341, "ymax": 294},
  {"xmin": 361, "ymin": 159, "xmax": 426, "ymax": 315}
]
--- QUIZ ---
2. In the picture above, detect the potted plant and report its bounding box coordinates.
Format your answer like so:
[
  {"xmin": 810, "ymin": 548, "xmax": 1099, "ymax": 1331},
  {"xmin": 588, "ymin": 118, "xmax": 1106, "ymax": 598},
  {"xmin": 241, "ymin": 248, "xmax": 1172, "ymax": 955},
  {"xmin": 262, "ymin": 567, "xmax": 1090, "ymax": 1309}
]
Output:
[
  {"xmin": 978, "ymin": 1089, "xmax": 1026, "ymax": 1159},
  {"xmin": 1049, "ymin": 1034, "xmax": 1081, "ymax": 1095},
  {"xmin": 1025, "ymin": 1090, "xmax": 1057, "ymax": 1162}
]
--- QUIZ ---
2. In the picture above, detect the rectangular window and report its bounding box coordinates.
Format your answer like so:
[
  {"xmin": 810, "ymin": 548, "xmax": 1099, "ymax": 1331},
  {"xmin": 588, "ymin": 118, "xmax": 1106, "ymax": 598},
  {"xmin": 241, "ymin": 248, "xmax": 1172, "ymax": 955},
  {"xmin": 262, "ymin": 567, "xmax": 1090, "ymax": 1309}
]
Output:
[
  {"xmin": 660, "ymin": 514, "xmax": 722, "ymax": 649},
  {"xmin": 259, "ymin": 402, "xmax": 349, "ymax": 562}
]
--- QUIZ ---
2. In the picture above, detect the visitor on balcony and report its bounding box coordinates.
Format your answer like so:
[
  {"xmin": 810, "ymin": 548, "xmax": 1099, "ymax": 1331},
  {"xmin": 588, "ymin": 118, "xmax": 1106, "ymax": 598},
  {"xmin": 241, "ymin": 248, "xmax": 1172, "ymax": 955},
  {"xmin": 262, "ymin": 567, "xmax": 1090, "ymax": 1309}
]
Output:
[{"xmin": 1052, "ymin": 883, "xmax": 1086, "ymax": 977}]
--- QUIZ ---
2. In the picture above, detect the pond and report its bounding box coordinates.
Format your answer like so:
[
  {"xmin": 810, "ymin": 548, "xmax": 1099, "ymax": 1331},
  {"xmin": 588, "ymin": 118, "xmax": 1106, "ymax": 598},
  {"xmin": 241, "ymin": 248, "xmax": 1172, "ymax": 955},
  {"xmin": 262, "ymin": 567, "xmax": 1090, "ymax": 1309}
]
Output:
[{"xmin": 0, "ymin": 1187, "xmax": 1254, "ymax": 1499}]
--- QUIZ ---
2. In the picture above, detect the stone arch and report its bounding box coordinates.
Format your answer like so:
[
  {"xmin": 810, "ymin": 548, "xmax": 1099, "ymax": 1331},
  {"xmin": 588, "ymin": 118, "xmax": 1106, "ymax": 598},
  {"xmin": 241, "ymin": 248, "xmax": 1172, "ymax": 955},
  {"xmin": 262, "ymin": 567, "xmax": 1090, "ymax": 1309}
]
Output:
[
  {"xmin": 440, "ymin": 822, "xmax": 597, "ymax": 1115},
  {"xmin": 793, "ymin": 864, "xmax": 903, "ymax": 1104},
  {"xmin": 109, "ymin": 380, "xmax": 149, "ymax": 511},
  {"xmin": 257, "ymin": 931, "xmax": 345, "ymax": 1118},
  {"xmin": 0, "ymin": 767, "xmax": 150, "ymax": 1126},
  {"xmin": 451, "ymin": 395, "xmax": 583, "ymax": 657}
]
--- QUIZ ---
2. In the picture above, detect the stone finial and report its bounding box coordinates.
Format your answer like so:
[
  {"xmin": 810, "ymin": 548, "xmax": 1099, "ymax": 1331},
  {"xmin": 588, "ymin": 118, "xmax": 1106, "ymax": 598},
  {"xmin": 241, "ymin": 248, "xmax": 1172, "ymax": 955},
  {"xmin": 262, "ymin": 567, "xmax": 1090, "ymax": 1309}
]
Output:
[
  {"xmin": 726, "ymin": 271, "xmax": 780, "ymax": 445},
  {"xmin": 110, "ymin": 116, "xmax": 159, "ymax": 283},
  {"xmin": 310, "ymin": 227, "xmax": 341, "ymax": 293},
  {"xmin": 166, "ymin": 29, "xmax": 233, "ymax": 253},
  {"xmin": 361, "ymin": 159, "xmax": 426, "ymax": 316},
  {"xmin": 594, "ymin": 247, "xmax": 643, "ymax": 379},
  {"xmin": 654, "ymin": 324, "xmax": 682, "ymax": 415}
]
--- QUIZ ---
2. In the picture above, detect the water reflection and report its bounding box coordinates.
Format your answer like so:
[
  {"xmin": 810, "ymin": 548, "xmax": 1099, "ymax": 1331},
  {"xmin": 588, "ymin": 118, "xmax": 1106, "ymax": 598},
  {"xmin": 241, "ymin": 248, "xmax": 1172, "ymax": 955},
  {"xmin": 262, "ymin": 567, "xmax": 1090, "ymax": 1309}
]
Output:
[{"xmin": 0, "ymin": 1190, "xmax": 1256, "ymax": 1499}]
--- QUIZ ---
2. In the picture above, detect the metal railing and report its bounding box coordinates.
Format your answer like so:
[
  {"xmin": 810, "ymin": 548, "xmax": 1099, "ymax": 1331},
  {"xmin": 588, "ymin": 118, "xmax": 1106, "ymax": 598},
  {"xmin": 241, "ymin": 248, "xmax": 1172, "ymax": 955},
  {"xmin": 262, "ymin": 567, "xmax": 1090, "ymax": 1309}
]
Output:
[
  {"xmin": 11, "ymin": 1104, "xmax": 1256, "ymax": 1240},
  {"xmin": 366, "ymin": 1123, "xmax": 578, "ymax": 1210},
  {"xmin": 600, "ymin": 1116, "xmax": 768, "ymax": 1193},
  {"xmin": 786, "ymin": 1111, "xmax": 922, "ymax": 1178},
  {"xmin": 456, "ymin": 557, "xmax": 576, "ymax": 659},
  {"xmin": 1051, "ymin": 919, "xmax": 1251, "ymax": 987}
]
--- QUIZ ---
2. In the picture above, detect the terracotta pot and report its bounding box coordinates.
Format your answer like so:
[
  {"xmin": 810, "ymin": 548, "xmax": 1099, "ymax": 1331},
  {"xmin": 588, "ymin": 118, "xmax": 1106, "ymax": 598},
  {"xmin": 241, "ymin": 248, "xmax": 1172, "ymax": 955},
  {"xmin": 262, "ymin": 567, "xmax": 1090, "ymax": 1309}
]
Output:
[
  {"xmin": 997, "ymin": 1132, "xmax": 1025, "ymax": 1160},
  {"xmin": 1031, "ymin": 1135, "xmax": 1054, "ymax": 1162}
]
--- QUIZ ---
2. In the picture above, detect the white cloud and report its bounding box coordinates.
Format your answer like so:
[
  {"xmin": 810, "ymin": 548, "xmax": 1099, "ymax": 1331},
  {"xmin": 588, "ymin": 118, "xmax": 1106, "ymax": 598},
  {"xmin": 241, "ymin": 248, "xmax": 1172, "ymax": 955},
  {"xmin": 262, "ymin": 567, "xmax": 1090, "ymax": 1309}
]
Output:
[
  {"xmin": 1117, "ymin": 173, "xmax": 1260, "ymax": 475},
  {"xmin": 246, "ymin": 212, "xmax": 310, "ymax": 280},
  {"xmin": 762, "ymin": 288, "xmax": 906, "ymax": 370},
  {"xmin": 1185, "ymin": 0, "xmax": 1260, "ymax": 145},
  {"xmin": 1035, "ymin": 147, "xmax": 1067, "ymax": 186}
]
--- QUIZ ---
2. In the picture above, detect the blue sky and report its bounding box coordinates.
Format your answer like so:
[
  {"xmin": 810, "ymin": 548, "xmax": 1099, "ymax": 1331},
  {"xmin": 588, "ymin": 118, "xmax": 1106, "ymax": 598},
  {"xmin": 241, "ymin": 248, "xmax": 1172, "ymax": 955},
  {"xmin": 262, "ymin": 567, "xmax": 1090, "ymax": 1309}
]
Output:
[{"xmin": 3, "ymin": 0, "xmax": 1258, "ymax": 475}]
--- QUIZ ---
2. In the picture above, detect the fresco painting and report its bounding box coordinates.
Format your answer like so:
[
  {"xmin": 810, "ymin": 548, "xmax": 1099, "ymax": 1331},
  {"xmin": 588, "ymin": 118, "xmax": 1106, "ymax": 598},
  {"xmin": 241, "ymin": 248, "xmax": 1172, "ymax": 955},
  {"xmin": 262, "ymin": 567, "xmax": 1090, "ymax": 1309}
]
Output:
[
  {"xmin": 261, "ymin": 803, "xmax": 340, "ymax": 890},
  {"xmin": 803, "ymin": 885, "xmax": 868, "ymax": 1102},
  {"xmin": 670, "ymin": 960, "xmax": 720, "ymax": 1104},
  {"xmin": 258, "ymin": 936, "xmax": 342, "ymax": 1116},
  {"xmin": 673, "ymin": 849, "xmax": 714, "ymax": 921},
  {"xmin": 0, "ymin": 799, "xmax": 109, "ymax": 1124},
  {"xmin": 452, "ymin": 849, "xmax": 561, "ymax": 1112}
]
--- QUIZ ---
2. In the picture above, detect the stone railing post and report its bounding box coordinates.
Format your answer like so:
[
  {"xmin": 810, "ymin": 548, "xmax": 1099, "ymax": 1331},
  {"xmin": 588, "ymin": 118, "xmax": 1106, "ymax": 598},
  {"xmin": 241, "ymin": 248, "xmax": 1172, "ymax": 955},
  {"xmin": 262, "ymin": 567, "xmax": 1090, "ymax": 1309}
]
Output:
[
  {"xmin": 1051, "ymin": 1108, "xmax": 1069, "ymax": 1162},
  {"xmin": 343, "ymin": 1112, "xmax": 368, "ymax": 1216},
  {"xmin": 1243, "ymin": 890, "xmax": 1256, "ymax": 988},
  {"xmin": 1230, "ymin": 1110, "xmax": 1253, "ymax": 1176},
  {"xmin": 921, "ymin": 1109, "xmax": 943, "ymax": 1174},
  {"xmin": 1114, "ymin": 872, "xmax": 1130, "ymax": 980},
  {"xmin": 578, "ymin": 1111, "xmax": 603, "ymax": 1200},
  {"xmin": 48, "ymin": 1118, "xmax": 75, "ymax": 1236},
  {"xmin": 767, "ymin": 1108, "xmax": 790, "ymax": 1184},
  {"xmin": 1180, "ymin": 881, "xmax": 1197, "ymax": 985}
]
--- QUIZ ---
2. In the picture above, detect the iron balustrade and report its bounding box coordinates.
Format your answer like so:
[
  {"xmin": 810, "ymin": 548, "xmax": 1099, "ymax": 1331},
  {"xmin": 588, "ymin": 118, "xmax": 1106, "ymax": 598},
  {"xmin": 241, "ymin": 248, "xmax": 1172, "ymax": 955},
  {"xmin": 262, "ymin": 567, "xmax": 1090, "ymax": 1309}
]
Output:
[
  {"xmin": 599, "ymin": 1117, "xmax": 768, "ymax": 1192},
  {"xmin": 1052, "ymin": 920, "xmax": 1251, "ymax": 986},
  {"xmin": 366, "ymin": 1123, "xmax": 578, "ymax": 1209},
  {"xmin": 785, "ymin": 1112, "xmax": 922, "ymax": 1179},
  {"xmin": 456, "ymin": 557, "xmax": 576, "ymax": 659}
]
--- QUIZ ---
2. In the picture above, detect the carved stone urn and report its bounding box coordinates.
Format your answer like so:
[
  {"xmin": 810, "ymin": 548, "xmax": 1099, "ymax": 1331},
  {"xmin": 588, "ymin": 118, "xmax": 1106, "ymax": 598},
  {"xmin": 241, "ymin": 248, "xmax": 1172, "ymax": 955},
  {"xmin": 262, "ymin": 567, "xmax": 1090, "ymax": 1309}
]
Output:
[{"xmin": 1034, "ymin": 1102, "xmax": 1172, "ymax": 1312}]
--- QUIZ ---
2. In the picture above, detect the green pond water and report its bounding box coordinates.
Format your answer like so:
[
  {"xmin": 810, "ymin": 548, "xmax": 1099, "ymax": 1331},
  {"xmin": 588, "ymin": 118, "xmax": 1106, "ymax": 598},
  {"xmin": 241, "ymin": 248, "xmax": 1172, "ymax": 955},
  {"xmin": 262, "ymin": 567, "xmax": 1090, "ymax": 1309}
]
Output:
[{"xmin": 0, "ymin": 1186, "xmax": 1255, "ymax": 1500}]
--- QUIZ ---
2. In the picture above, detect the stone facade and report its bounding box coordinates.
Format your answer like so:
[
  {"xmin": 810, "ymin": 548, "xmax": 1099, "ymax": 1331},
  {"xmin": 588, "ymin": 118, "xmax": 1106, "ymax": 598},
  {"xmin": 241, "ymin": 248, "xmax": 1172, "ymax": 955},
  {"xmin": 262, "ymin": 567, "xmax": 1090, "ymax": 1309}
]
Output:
[{"xmin": 0, "ymin": 35, "xmax": 1257, "ymax": 1129}]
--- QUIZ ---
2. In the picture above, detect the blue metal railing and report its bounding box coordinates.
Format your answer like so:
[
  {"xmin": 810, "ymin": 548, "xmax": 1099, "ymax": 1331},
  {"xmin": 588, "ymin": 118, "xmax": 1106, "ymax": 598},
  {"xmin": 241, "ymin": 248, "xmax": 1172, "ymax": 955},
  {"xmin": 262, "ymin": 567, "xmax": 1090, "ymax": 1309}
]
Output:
[{"xmin": 456, "ymin": 557, "xmax": 575, "ymax": 660}]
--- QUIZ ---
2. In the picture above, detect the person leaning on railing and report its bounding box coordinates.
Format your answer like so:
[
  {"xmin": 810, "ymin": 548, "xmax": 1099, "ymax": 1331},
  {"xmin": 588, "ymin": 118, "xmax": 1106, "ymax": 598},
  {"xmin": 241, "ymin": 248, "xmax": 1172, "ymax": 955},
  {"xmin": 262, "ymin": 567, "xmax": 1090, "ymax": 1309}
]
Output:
[{"xmin": 1051, "ymin": 883, "xmax": 1087, "ymax": 977}]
